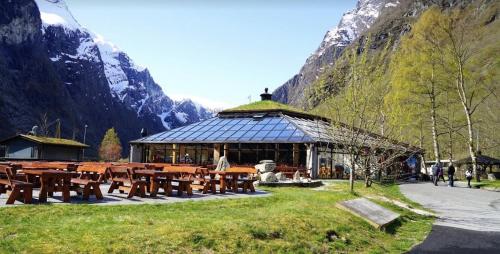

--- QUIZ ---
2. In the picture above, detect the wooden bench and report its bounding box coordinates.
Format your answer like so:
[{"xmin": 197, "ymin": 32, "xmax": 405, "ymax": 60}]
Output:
[
  {"xmin": 108, "ymin": 166, "xmax": 147, "ymax": 198},
  {"xmin": 230, "ymin": 167, "xmax": 258, "ymax": 193},
  {"xmin": 275, "ymin": 166, "xmax": 310, "ymax": 179},
  {"xmin": 0, "ymin": 165, "xmax": 33, "ymax": 204},
  {"xmin": 164, "ymin": 167, "xmax": 195, "ymax": 196},
  {"xmin": 190, "ymin": 167, "xmax": 211, "ymax": 194},
  {"xmin": 134, "ymin": 169, "xmax": 173, "ymax": 197},
  {"xmin": 71, "ymin": 164, "xmax": 107, "ymax": 200}
]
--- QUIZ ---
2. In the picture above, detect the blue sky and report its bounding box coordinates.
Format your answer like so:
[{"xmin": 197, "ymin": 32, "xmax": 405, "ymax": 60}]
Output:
[{"xmin": 67, "ymin": 0, "xmax": 356, "ymax": 108}]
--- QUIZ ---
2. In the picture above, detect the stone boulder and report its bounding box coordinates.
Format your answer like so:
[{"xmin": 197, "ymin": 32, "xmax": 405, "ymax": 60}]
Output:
[
  {"xmin": 255, "ymin": 160, "xmax": 276, "ymax": 173},
  {"xmin": 275, "ymin": 172, "xmax": 287, "ymax": 181},
  {"xmin": 293, "ymin": 170, "xmax": 301, "ymax": 182},
  {"xmin": 260, "ymin": 172, "xmax": 278, "ymax": 183}
]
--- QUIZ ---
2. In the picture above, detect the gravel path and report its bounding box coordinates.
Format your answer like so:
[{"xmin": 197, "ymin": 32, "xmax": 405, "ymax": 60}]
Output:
[
  {"xmin": 400, "ymin": 182, "xmax": 500, "ymax": 232},
  {"xmin": 401, "ymin": 182, "xmax": 500, "ymax": 253}
]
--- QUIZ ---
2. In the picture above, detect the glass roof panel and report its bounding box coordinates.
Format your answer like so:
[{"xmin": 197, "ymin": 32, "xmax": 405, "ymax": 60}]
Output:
[
  {"xmin": 261, "ymin": 124, "xmax": 275, "ymax": 131},
  {"xmin": 250, "ymin": 125, "xmax": 265, "ymax": 131},
  {"xmin": 239, "ymin": 125, "xmax": 253, "ymax": 131},
  {"xmin": 268, "ymin": 118, "xmax": 282, "ymax": 124},
  {"xmin": 230, "ymin": 130, "xmax": 246, "ymax": 139},
  {"xmin": 133, "ymin": 114, "xmax": 331, "ymax": 143}
]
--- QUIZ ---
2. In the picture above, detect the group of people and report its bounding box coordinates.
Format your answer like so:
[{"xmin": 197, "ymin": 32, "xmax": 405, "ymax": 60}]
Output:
[{"xmin": 431, "ymin": 162, "xmax": 474, "ymax": 188}]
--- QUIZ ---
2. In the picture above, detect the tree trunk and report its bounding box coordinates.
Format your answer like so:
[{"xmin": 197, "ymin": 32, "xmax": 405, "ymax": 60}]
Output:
[
  {"xmin": 430, "ymin": 95, "xmax": 441, "ymax": 164},
  {"xmin": 364, "ymin": 157, "xmax": 371, "ymax": 187},
  {"xmin": 446, "ymin": 92, "xmax": 455, "ymax": 163},
  {"xmin": 350, "ymin": 152, "xmax": 356, "ymax": 192},
  {"xmin": 448, "ymin": 128, "xmax": 454, "ymax": 163},
  {"xmin": 464, "ymin": 111, "xmax": 479, "ymax": 181},
  {"xmin": 419, "ymin": 122, "xmax": 428, "ymax": 176},
  {"xmin": 455, "ymin": 59, "xmax": 479, "ymax": 181}
]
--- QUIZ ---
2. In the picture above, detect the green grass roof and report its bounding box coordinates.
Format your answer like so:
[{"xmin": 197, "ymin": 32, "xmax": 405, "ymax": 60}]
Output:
[
  {"xmin": 221, "ymin": 100, "xmax": 322, "ymax": 119},
  {"xmin": 20, "ymin": 134, "xmax": 89, "ymax": 148}
]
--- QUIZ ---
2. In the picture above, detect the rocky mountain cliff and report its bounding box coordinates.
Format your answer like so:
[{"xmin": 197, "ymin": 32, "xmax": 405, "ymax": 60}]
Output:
[
  {"xmin": 272, "ymin": 0, "xmax": 399, "ymax": 107},
  {"xmin": 0, "ymin": 0, "xmax": 212, "ymax": 157},
  {"xmin": 272, "ymin": 0, "xmax": 487, "ymax": 108}
]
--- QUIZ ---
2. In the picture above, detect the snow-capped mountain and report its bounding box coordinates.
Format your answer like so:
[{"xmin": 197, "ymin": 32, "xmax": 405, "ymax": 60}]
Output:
[
  {"xmin": 273, "ymin": 0, "xmax": 399, "ymax": 107},
  {"xmin": 0, "ymin": 0, "xmax": 212, "ymax": 157},
  {"xmin": 35, "ymin": 0, "xmax": 212, "ymax": 130}
]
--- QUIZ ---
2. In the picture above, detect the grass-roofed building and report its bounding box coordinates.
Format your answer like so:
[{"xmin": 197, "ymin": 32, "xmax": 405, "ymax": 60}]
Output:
[
  {"xmin": 0, "ymin": 134, "xmax": 88, "ymax": 161},
  {"xmin": 130, "ymin": 89, "xmax": 422, "ymax": 179}
]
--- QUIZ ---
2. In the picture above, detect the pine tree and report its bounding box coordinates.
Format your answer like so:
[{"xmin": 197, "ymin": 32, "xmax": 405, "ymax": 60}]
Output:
[{"xmin": 99, "ymin": 128, "xmax": 122, "ymax": 161}]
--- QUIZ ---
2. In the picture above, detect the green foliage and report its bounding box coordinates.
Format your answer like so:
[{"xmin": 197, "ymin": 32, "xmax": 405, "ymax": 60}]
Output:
[
  {"xmin": 310, "ymin": 1, "xmax": 500, "ymax": 159},
  {"xmin": 0, "ymin": 184, "xmax": 433, "ymax": 253},
  {"xmin": 98, "ymin": 128, "xmax": 122, "ymax": 161},
  {"xmin": 223, "ymin": 100, "xmax": 309, "ymax": 114}
]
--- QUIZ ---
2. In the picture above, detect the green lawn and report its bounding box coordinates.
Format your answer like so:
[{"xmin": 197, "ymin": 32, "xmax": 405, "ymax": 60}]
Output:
[
  {"xmin": 0, "ymin": 182, "xmax": 433, "ymax": 253},
  {"xmin": 470, "ymin": 179, "xmax": 500, "ymax": 189}
]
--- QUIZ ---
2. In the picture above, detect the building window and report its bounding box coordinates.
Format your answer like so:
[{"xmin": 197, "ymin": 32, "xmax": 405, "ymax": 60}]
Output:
[{"xmin": 0, "ymin": 145, "xmax": 6, "ymax": 158}]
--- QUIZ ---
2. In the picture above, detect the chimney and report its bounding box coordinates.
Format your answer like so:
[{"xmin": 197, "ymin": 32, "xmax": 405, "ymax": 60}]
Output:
[
  {"xmin": 260, "ymin": 88, "xmax": 272, "ymax": 101},
  {"xmin": 30, "ymin": 125, "xmax": 39, "ymax": 136},
  {"xmin": 141, "ymin": 128, "xmax": 148, "ymax": 137}
]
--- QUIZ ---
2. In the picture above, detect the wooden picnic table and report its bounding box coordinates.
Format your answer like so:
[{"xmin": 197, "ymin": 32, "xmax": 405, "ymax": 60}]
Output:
[
  {"xmin": 17, "ymin": 164, "xmax": 74, "ymax": 171},
  {"xmin": 208, "ymin": 170, "xmax": 228, "ymax": 193},
  {"xmin": 20, "ymin": 169, "xmax": 73, "ymax": 203},
  {"xmin": 208, "ymin": 168, "xmax": 257, "ymax": 193},
  {"xmin": 134, "ymin": 169, "xmax": 175, "ymax": 197}
]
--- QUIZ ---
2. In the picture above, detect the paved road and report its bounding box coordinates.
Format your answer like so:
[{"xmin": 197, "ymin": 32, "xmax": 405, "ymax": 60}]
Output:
[
  {"xmin": 400, "ymin": 182, "xmax": 500, "ymax": 231},
  {"xmin": 400, "ymin": 182, "xmax": 500, "ymax": 253},
  {"xmin": 409, "ymin": 225, "xmax": 500, "ymax": 254}
]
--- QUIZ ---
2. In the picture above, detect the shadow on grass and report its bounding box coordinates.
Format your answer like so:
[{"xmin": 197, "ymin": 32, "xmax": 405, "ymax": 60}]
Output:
[{"xmin": 383, "ymin": 215, "xmax": 412, "ymax": 235}]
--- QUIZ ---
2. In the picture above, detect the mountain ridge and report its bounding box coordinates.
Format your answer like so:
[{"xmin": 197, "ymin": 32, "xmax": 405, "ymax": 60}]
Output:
[
  {"xmin": 272, "ymin": 0, "xmax": 399, "ymax": 107},
  {"xmin": 0, "ymin": 0, "xmax": 213, "ymax": 157}
]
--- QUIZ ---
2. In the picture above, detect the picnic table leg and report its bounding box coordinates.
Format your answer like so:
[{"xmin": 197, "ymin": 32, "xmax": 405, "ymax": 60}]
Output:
[
  {"xmin": 232, "ymin": 174, "xmax": 239, "ymax": 193},
  {"xmin": 165, "ymin": 179, "xmax": 173, "ymax": 196},
  {"xmin": 177, "ymin": 182, "xmax": 184, "ymax": 196},
  {"xmin": 150, "ymin": 180, "xmax": 158, "ymax": 197},
  {"xmin": 119, "ymin": 182, "xmax": 125, "ymax": 193},
  {"xmin": 48, "ymin": 177, "xmax": 55, "ymax": 197},
  {"xmin": 210, "ymin": 180, "xmax": 216, "ymax": 194},
  {"xmin": 145, "ymin": 176, "xmax": 152, "ymax": 193},
  {"xmin": 108, "ymin": 181, "xmax": 117, "ymax": 193},
  {"xmin": 186, "ymin": 183, "xmax": 192, "ymax": 196},
  {"xmin": 220, "ymin": 176, "xmax": 226, "ymax": 194},
  {"xmin": 137, "ymin": 182, "xmax": 146, "ymax": 198},
  {"xmin": 39, "ymin": 176, "xmax": 48, "ymax": 202},
  {"xmin": 127, "ymin": 183, "xmax": 138, "ymax": 198},
  {"xmin": 82, "ymin": 184, "xmax": 91, "ymax": 201},
  {"xmin": 6, "ymin": 186, "xmax": 20, "ymax": 204},
  {"xmin": 242, "ymin": 181, "xmax": 248, "ymax": 193},
  {"xmin": 250, "ymin": 181, "xmax": 255, "ymax": 192},
  {"xmin": 62, "ymin": 177, "xmax": 71, "ymax": 203},
  {"xmin": 24, "ymin": 185, "xmax": 33, "ymax": 204},
  {"xmin": 91, "ymin": 182, "xmax": 103, "ymax": 200}
]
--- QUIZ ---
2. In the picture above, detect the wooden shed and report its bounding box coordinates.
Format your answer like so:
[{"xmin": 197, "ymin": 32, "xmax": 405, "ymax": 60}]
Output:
[{"xmin": 0, "ymin": 134, "xmax": 88, "ymax": 161}]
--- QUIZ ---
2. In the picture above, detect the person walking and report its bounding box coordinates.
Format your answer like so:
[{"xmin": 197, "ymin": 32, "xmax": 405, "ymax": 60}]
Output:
[
  {"xmin": 447, "ymin": 164, "xmax": 455, "ymax": 187},
  {"xmin": 465, "ymin": 167, "xmax": 473, "ymax": 188},
  {"xmin": 438, "ymin": 164, "xmax": 446, "ymax": 183},
  {"xmin": 432, "ymin": 163, "xmax": 439, "ymax": 186}
]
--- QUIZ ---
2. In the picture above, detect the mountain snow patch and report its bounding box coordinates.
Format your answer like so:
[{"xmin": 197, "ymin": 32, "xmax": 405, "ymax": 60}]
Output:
[
  {"xmin": 35, "ymin": 0, "xmax": 81, "ymax": 32},
  {"xmin": 315, "ymin": 0, "xmax": 398, "ymax": 57}
]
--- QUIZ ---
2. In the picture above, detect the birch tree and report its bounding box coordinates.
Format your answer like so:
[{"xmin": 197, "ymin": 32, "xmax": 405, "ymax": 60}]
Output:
[
  {"xmin": 387, "ymin": 8, "xmax": 450, "ymax": 165},
  {"xmin": 438, "ymin": 8, "xmax": 497, "ymax": 181},
  {"xmin": 324, "ymin": 38, "xmax": 415, "ymax": 191}
]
